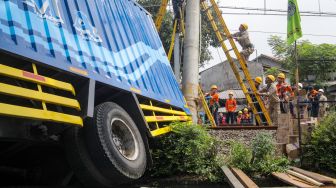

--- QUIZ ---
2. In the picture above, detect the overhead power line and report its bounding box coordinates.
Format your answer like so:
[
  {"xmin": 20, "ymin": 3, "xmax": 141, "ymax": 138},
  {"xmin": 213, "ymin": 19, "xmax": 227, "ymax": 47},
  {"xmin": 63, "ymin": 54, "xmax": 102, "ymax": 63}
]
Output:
[
  {"xmin": 230, "ymin": 29, "xmax": 336, "ymax": 38},
  {"xmin": 218, "ymin": 6, "xmax": 336, "ymax": 16},
  {"xmin": 221, "ymin": 12, "xmax": 336, "ymax": 17}
]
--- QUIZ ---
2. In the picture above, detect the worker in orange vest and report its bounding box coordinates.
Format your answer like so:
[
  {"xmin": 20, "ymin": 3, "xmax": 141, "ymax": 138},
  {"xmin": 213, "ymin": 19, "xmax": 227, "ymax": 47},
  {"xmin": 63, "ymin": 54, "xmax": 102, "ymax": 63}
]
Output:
[
  {"xmin": 241, "ymin": 108, "xmax": 251, "ymax": 125},
  {"xmin": 276, "ymin": 73, "xmax": 292, "ymax": 114},
  {"xmin": 208, "ymin": 85, "xmax": 220, "ymax": 126},
  {"xmin": 225, "ymin": 91, "xmax": 237, "ymax": 124}
]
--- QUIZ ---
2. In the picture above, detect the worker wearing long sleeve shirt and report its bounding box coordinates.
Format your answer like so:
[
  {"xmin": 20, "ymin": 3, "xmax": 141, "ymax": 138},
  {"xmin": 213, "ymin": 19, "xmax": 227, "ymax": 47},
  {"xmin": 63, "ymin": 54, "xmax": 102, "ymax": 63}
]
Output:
[
  {"xmin": 276, "ymin": 73, "xmax": 292, "ymax": 114},
  {"xmin": 257, "ymin": 75, "xmax": 280, "ymax": 125},
  {"xmin": 225, "ymin": 91, "xmax": 237, "ymax": 124},
  {"xmin": 208, "ymin": 85, "xmax": 220, "ymax": 126},
  {"xmin": 232, "ymin": 24, "xmax": 255, "ymax": 63}
]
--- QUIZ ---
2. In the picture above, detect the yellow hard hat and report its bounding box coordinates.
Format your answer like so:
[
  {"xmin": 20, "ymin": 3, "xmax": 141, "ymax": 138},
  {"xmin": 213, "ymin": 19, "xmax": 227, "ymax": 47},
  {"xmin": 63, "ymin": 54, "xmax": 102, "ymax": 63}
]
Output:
[
  {"xmin": 211, "ymin": 85, "xmax": 218, "ymax": 89},
  {"xmin": 243, "ymin": 108, "xmax": 249, "ymax": 112},
  {"xmin": 241, "ymin": 23, "xmax": 248, "ymax": 30},
  {"xmin": 278, "ymin": 73, "xmax": 286, "ymax": 79},
  {"xmin": 238, "ymin": 111, "xmax": 243, "ymax": 114},
  {"xmin": 255, "ymin": 77, "xmax": 262, "ymax": 84},
  {"xmin": 267, "ymin": 75, "xmax": 276, "ymax": 82}
]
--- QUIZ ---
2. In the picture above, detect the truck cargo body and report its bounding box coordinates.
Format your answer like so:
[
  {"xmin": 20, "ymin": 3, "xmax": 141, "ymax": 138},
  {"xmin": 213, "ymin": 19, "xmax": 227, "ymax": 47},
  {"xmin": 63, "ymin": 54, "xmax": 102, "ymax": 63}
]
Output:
[
  {"xmin": 0, "ymin": 0, "xmax": 189, "ymax": 111},
  {"xmin": 0, "ymin": 0, "xmax": 190, "ymax": 186}
]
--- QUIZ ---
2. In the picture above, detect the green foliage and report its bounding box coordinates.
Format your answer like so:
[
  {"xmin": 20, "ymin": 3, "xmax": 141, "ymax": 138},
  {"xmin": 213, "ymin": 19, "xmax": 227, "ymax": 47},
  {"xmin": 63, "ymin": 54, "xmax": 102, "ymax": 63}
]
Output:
[
  {"xmin": 226, "ymin": 141, "xmax": 252, "ymax": 171},
  {"xmin": 267, "ymin": 35, "xmax": 336, "ymax": 83},
  {"xmin": 264, "ymin": 67, "xmax": 281, "ymax": 80},
  {"xmin": 305, "ymin": 112, "xmax": 336, "ymax": 171},
  {"xmin": 150, "ymin": 122, "xmax": 224, "ymax": 182},
  {"xmin": 253, "ymin": 157, "xmax": 290, "ymax": 175},
  {"xmin": 251, "ymin": 132, "xmax": 275, "ymax": 163},
  {"xmin": 226, "ymin": 132, "xmax": 289, "ymax": 176},
  {"xmin": 137, "ymin": 0, "xmax": 222, "ymax": 67}
]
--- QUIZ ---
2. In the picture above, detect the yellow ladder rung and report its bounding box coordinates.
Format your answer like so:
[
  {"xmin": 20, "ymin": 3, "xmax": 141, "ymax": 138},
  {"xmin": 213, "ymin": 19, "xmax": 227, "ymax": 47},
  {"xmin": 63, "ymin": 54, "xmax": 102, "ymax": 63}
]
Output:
[
  {"xmin": 202, "ymin": 0, "xmax": 272, "ymax": 126},
  {"xmin": 0, "ymin": 103, "xmax": 83, "ymax": 126},
  {"xmin": 198, "ymin": 86, "xmax": 216, "ymax": 127}
]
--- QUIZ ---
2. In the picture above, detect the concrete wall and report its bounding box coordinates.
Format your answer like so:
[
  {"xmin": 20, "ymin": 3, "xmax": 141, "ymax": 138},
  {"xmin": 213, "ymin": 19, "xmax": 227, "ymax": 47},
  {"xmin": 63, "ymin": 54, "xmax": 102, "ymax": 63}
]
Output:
[{"xmin": 200, "ymin": 60, "xmax": 264, "ymax": 91}]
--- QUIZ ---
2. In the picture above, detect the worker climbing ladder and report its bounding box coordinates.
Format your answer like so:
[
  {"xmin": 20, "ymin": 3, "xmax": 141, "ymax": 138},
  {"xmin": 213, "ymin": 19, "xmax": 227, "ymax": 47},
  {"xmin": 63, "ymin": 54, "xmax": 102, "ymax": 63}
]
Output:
[{"xmin": 200, "ymin": 0, "xmax": 272, "ymax": 126}]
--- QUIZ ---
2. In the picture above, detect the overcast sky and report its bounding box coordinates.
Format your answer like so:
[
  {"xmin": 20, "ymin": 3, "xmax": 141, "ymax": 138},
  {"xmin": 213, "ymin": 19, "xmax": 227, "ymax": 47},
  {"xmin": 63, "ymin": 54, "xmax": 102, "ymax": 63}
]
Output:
[{"xmin": 200, "ymin": 0, "xmax": 336, "ymax": 71}]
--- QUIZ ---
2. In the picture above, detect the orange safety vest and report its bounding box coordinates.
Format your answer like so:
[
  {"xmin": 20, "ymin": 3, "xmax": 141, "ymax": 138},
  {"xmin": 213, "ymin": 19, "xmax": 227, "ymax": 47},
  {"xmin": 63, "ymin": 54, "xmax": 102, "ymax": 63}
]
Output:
[
  {"xmin": 210, "ymin": 93, "xmax": 219, "ymax": 106},
  {"xmin": 225, "ymin": 98, "xmax": 237, "ymax": 112},
  {"xmin": 276, "ymin": 82, "xmax": 292, "ymax": 99}
]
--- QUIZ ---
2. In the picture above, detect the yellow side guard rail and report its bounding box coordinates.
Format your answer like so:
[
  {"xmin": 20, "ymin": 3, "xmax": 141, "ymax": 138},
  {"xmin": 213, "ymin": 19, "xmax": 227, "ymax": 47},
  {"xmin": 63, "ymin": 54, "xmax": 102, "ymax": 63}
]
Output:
[
  {"xmin": 0, "ymin": 64, "xmax": 76, "ymax": 95},
  {"xmin": 140, "ymin": 102, "xmax": 191, "ymax": 137},
  {"xmin": 0, "ymin": 63, "xmax": 83, "ymax": 126}
]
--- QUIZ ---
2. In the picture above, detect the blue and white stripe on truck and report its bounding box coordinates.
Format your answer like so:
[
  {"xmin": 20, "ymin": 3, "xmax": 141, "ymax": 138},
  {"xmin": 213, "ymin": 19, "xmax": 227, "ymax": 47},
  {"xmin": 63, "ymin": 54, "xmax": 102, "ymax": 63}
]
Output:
[{"xmin": 0, "ymin": 0, "xmax": 190, "ymax": 114}]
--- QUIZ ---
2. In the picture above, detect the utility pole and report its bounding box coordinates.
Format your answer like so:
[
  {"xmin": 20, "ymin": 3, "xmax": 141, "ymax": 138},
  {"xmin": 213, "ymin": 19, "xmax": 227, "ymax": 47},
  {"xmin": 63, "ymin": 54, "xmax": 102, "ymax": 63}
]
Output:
[
  {"xmin": 174, "ymin": 33, "xmax": 180, "ymax": 82},
  {"xmin": 182, "ymin": 0, "xmax": 200, "ymax": 123}
]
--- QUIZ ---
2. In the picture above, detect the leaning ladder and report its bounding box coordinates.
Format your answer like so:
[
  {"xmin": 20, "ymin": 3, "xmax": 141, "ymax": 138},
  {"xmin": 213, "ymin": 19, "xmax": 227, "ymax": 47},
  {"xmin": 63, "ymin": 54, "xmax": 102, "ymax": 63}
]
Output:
[
  {"xmin": 201, "ymin": 0, "xmax": 272, "ymax": 126},
  {"xmin": 155, "ymin": 0, "xmax": 169, "ymax": 31},
  {"xmin": 198, "ymin": 86, "xmax": 216, "ymax": 127}
]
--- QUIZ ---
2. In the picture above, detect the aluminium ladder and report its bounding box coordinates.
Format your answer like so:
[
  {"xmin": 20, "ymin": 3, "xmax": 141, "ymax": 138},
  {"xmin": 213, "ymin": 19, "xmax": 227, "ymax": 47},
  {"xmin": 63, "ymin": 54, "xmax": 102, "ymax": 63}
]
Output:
[{"xmin": 200, "ymin": 0, "xmax": 272, "ymax": 126}]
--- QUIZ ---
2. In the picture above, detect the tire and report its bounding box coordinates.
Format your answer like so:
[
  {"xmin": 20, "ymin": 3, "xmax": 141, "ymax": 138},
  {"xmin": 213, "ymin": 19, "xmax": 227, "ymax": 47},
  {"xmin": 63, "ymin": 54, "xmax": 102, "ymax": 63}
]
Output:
[
  {"xmin": 84, "ymin": 102, "xmax": 147, "ymax": 185},
  {"xmin": 62, "ymin": 125, "xmax": 116, "ymax": 187}
]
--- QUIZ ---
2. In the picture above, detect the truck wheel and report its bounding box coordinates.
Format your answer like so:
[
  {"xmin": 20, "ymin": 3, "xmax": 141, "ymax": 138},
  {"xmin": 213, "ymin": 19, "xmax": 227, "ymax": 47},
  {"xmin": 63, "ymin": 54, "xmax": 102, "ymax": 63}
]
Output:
[
  {"xmin": 85, "ymin": 102, "xmax": 147, "ymax": 184},
  {"xmin": 63, "ymin": 125, "xmax": 116, "ymax": 187}
]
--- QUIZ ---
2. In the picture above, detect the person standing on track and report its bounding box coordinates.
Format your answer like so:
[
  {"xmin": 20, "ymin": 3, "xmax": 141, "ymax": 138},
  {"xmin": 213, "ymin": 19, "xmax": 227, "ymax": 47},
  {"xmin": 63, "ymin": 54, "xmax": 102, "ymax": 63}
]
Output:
[
  {"xmin": 207, "ymin": 85, "xmax": 220, "ymax": 126},
  {"xmin": 225, "ymin": 91, "xmax": 237, "ymax": 124}
]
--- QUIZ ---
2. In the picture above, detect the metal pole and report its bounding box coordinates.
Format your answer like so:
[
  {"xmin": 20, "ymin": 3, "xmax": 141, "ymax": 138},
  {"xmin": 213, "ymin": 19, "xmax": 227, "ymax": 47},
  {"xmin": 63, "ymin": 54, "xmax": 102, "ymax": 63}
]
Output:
[
  {"xmin": 295, "ymin": 41, "xmax": 303, "ymax": 166},
  {"xmin": 174, "ymin": 32, "xmax": 180, "ymax": 82},
  {"xmin": 182, "ymin": 0, "xmax": 200, "ymax": 123}
]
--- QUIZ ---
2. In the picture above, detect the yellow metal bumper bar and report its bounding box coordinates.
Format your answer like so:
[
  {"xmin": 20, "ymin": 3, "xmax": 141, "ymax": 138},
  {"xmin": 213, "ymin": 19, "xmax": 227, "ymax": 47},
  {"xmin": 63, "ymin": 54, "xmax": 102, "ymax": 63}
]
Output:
[
  {"xmin": 140, "ymin": 104, "xmax": 187, "ymax": 116},
  {"xmin": 0, "ymin": 82, "xmax": 80, "ymax": 110},
  {"xmin": 150, "ymin": 126, "xmax": 172, "ymax": 137},
  {"xmin": 0, "ymin": 64, "xmax": 76, "ymax": 95},
  {"xmin": 145, "ymin": 115, "xmax": 191, "ymax": 123},
  {"xmin": 0, "ymin": 103, "xmax": 83, "ymax": 126}
]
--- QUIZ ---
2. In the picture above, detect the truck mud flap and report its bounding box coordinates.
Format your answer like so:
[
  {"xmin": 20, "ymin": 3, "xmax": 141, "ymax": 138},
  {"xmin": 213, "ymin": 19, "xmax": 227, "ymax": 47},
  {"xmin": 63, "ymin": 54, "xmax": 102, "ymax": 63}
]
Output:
[{"xmin": 0, "ymin": 63, "xmax": 82, "ymax": 126}]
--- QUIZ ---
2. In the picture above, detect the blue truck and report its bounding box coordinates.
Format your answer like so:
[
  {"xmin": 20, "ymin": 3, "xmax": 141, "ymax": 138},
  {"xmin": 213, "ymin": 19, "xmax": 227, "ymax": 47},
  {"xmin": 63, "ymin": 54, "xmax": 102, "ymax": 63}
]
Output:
[{"xmin": 0, "ymin": 0, "xmax": 190, "ymax": 186}]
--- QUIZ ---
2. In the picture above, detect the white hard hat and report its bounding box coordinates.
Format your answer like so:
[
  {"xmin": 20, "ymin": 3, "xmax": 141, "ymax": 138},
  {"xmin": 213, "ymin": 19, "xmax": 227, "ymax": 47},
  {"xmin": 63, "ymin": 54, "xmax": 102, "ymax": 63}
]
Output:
[
  {"xmin": 318, "ymin": 89, "xmax": 324, "ymax": 93},
  {"xmin": 298, "ymin": 83, "xmax": 303, "ymax": 89}
]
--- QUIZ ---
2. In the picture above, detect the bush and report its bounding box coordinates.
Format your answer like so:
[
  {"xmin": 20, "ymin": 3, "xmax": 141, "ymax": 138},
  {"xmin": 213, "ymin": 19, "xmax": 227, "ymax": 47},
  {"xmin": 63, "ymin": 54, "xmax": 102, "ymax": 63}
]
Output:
[
  {"xmin": 251, "ymin": 132, "xmax": 275, "ymax": 163},
  {"xmin": 226, "ymin": 141, "xmax": 252, "ymax": 171},
  {"xmin": 305, "ymin": 112, "xmax": 336, "ymax": 171},
  {"xmin": 150, "ymin": 122, "xmax": 224, "ymax": 182},
  {"xmin": 226, "ymin": 132, "xmax": 289, "ymax": 176}
]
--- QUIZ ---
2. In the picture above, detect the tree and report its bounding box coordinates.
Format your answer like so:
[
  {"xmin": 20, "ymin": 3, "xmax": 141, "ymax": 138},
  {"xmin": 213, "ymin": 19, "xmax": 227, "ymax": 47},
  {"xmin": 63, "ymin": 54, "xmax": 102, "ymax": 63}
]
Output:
[
  {"xmin": 268, "ymin": 35, "xmax": 336, "ymax": 84},
  {"xmin": 264, "ymin": 67, "xmax": 280, "ymax": 78},
  {"xmin": 136, "ymin": 0, "xmax": 221, "ymax": 67}
]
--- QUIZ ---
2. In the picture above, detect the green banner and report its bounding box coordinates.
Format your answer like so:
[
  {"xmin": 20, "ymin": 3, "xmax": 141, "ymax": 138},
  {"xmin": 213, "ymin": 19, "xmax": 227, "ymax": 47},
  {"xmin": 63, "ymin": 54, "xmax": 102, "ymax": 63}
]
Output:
[{"xmin": 287, "ymin": 0, "xmax": 302, "ymax": 45}]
